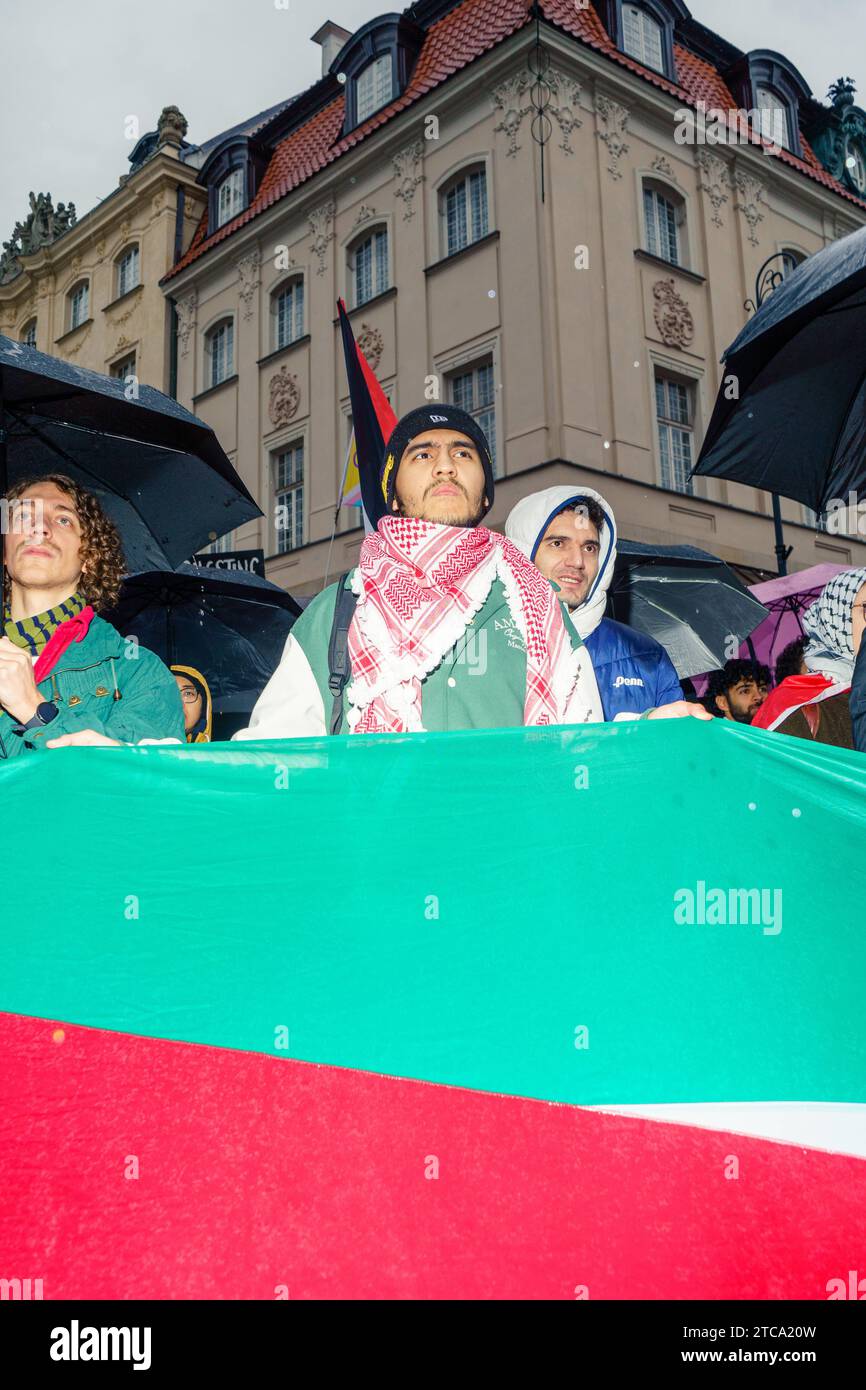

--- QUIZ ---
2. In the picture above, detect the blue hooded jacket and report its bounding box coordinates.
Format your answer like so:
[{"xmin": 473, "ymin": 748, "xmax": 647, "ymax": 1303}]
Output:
[{"xmin": 505, "ymin": 485, "xmax": 683, "ymax": 719}]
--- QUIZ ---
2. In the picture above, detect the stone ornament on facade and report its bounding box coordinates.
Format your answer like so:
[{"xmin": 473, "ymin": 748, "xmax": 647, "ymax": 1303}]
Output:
[
  {"xmin": 0, "ymin": 191, "xmax": 77, "ymax": 285},
  {"xmin": 733, "ymin": 169, "xmax": 765, "ymax": 246},
  {"xmin": 491, "ymin": 73, "xmax": 531, "ymax": 156},
  {"xmin": 653, "ymin": 278, "xmax": 695, "ymax": 349},
  {"xmin": 237, "ymin": 250, "xmax": 261, "ymax": 321},
  {"xmin": 64, "ymin": 324, "xmax": 92, "ymax": 357},
  {"xmin": 175, "ymin": 289, "xmax": 197, "ymax": 357},
  {"xmin": 695, "ymin": 149, "xmax": 731, "ymax": 228},
  {"xmin": 268, "ymin": 365, "xmax": 301, "ymax": 427},
  {"xmin": 595, "ymin": 94, "xmax": 630, "ymax": 180},
  {"xmin": 545, "ymin": 68, "xmax": 583, "ymax": 155},
  {"xmin": 393, "ymin": 143, "xmax": 424, "ymax": 221},
  {"xmin": 308, "ymin": 201, "xmax": 336, "ymax": 276},
  {"xmin": 357, "ymin": 323, "xmax": 384, "ymax": 373},
  {"xmin": 651, "ymin": 154, "xmax": 674, "ymax": 178},
  {"xmin": 351, "ymin": 204, "xmax": 377, "ymax": 230}
]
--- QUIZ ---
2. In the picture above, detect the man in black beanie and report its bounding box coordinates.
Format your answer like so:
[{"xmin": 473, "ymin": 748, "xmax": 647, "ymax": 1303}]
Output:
[{"xmin": 235, "ymin": 403, "xmax": 607, "ymax": 737}]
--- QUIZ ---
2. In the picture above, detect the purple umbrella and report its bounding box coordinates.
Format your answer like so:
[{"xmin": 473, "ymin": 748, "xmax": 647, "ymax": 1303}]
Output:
[{"xmin": 738, "ymin": 563, "xmax": 847, "ymax": 673}]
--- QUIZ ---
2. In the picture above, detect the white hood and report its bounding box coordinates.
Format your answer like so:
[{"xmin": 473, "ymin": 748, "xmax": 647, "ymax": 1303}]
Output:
[{"xmin": 505, "ymin": 485, "xmax": 618, "ymax": 640}]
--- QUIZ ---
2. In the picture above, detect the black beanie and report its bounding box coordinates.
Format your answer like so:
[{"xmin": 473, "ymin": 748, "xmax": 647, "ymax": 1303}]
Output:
[{"xmin": 379, "ymin": 404, "xmax": 495, "ymax": 516}]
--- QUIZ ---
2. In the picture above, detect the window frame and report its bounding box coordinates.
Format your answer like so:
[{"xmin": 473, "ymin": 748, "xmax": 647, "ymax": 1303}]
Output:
[
  {"xmin": 115, "ymin": 244, "xmax": 140, "ymax": 298},
  {"xmin": 621, "ymin": 4, "xmax": 665, "ymax": 73},
  {"xmin": 68, "ymin": 280, "xmax": 90, "ymax": 332},
  {"xmin": 216, "ymin": 168, "xmax": 245, "ymax": 229},
  {"xmin": 355, "ymin": 53, "xmax": 393, "ymax": 124},
  {"xmin": 653, "ymin": 369, "xmax": 697, "ymax": 496},
  {"xmin": 204, "ymin": 317, "xmax": 235, "ymax": 390},
  {"xmin": 348, "ymin": 225, "xmax": 390, "ymax": 309},
  {"xmin": 445, "ymin": 357, "xmax": 500, "ymax": 481},
  {"xmin": 271, "ymin": 274, "xmax": 306, "ymax": 352},
  {"xmin": 20, "ymin": 318, "xmax": 37, "ymax": 348},
  {"xmin": 272, "ymin": 438, "xmax": 306, "ymax": 555},
  {"xmin": 439, "ymin": 164, "xmax": 490, "ymax": 259}
]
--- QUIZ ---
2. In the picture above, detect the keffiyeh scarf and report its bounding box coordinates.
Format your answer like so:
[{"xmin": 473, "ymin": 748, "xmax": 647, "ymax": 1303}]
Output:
[
  {"xmin": 346, "ymin": 516, "xmax": 599, "ymax": 733},
  {"xmin": 803, "ymin": 566, "xmax": 866, "ymax": 686}
]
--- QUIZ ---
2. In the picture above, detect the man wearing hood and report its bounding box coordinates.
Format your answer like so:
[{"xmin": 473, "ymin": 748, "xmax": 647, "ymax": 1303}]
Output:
[
  {"xmin": 235, "ymin": 409, "xmax": 700, "ymax": 739},
  {"xmin": 752, "ymin": 567, "xmax": 866, "ymax": 748},
  {"xmin": 506, "ymin": 486, "xmax": 684, "ymax": 719}
]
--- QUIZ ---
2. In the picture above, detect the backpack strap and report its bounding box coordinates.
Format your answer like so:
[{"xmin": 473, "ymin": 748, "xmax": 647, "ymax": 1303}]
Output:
[{"xmin": 327, "ymin": 571, "xmax": 358, "ymax": 735}]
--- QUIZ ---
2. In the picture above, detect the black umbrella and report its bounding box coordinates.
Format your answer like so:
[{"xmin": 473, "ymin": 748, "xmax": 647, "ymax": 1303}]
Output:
[
  {"xmin": 0, "ymin": 335, "xmax": 261, "ymax": 573},
  {"xmin": 693, "ymin": 225, "xmax": 866, "ymax": 515},
  {"xmin": 104, "ymin": 564, "xmax": 301, "ymax": 741},
  {"xmin": 609, "ymin": 541, "xmax": 769, "ymax": 679}
]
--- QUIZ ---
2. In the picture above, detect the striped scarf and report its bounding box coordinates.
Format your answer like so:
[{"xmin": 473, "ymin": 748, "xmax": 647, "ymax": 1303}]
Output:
[
  {"xmin": 3, "ymin": 591, "xmax": 86, "ymax": 655},
  {"xmin": 346, "ymin": 516, "xmax": 594, "ymax": 733}
]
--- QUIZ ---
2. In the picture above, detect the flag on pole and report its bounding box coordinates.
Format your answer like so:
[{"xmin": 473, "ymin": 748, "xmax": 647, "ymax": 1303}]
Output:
[{"xmin": 337, "ymin": 299, "xmax": 398, "ymax": 526}]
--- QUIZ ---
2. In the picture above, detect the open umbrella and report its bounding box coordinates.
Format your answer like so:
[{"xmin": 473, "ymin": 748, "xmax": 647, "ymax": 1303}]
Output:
[
  {"xmin": 104, "ymin": 564, "xmax": 301, "ymax": 741},
  {"xmin": 609, "ymin": 541, "xmax": 769, "ymax": 679},
  {"xmin": 0, "ymin": 335, "xmax": 261, "ymax": 574},
  {"xmin": 693, "ymin": 225, "xmax": 866, "ymax": 516},
  {"xmin": 738, "ymin": 562, "xmax": 847, "ymax": 673}
]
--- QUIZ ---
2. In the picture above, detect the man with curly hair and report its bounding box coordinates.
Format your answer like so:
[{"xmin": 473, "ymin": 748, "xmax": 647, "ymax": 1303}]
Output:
[{"xmin": 0, "ymin": 475, "xmax": 184, "ymax": 756}]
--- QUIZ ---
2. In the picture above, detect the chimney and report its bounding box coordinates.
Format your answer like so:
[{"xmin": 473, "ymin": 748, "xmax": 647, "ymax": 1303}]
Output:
[{"xmin": 312, "ymin": 20, "xmax": 352, "ymax": 77}]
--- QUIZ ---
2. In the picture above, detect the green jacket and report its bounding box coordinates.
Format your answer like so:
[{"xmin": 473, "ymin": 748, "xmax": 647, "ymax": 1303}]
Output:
[{"xmin": 0, "ymin": 614, "xmax": 185, "ymax": 758}]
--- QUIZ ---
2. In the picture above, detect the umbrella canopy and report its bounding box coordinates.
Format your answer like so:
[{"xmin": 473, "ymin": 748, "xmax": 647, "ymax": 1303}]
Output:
[
  {"xmin": 609, "ymin": 541, "xmax": 769, "ymax": 679},
  {"xmin": 0, "ymin": 335, "xmax": 261, "ymax": 572},
  {"xmin": 693, "ymin": 225, "xmax": 866, "ymax": 514},
  {"xmin": 739, "ymin": 562, "xmax": 847, "ymax": 672},
  {"xmin": 104, "ymin": 563, "xmax": 301, "ymax": 740}
]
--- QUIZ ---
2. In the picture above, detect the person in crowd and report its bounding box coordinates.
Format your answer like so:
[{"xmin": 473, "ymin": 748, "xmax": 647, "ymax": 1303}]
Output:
[
  {"xmin": 851, "ymin": 631, "xmax": 866, "ymax": 755},
  {"xmin": 774, "ymin": 637, "xmax": 807, "ymax": 685},
  {"xmin": 172, "ymin": 665, "xmax": 213, "ymax": 743},
  {"xmin": 505, "ymin": 486, "xmax": 684, "ymax": 718},
  {"xmin": 703, "ymin": 659, "xmax": 770, "ymax": 722},
  {"xmin": 235, "ymin": 407, "xmax": 708, "ymax": 739},
  {"xmin": 752, "ymin": 567, "xmax": 866, "ymax": 748},
  {"xmin": 0, "ymin": 475, "xmax": 184, "ymax": 756}
]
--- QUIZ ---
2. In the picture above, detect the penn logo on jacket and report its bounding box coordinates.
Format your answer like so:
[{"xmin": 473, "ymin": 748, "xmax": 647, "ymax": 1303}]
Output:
[
  {"xmin": 50, "ymin": 1320, "xmax": 151, "ymax": 1371},
  {"xmin": 614, "ymin": 675, "xmax": 644, "ymax": 688}
]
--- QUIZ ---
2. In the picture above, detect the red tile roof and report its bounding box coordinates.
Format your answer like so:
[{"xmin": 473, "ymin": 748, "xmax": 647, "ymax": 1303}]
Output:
[{"xmin": 163, "ymin": 0, "xmax": 864, "ymax": 283}]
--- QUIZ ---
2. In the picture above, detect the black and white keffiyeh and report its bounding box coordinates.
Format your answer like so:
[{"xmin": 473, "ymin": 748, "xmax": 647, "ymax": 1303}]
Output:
[{"xmin": 803, "ymin": 567, "xmax": 866, "ymax": 685}]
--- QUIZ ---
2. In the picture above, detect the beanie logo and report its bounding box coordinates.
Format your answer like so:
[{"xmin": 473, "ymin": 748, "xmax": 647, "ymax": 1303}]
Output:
[
  {"xmin": 429, "ymin": 414, "xmax": 448, "ymax": 423},
  {"xmin": 381, "ymin": 452, "xmax": 396, "ymax": 501}
]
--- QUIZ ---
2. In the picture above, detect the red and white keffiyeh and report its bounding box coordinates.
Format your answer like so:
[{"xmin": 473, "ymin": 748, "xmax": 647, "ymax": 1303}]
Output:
[{"xmin": 346, "ymin": 515, "xmax": 600, "ymax": 733}]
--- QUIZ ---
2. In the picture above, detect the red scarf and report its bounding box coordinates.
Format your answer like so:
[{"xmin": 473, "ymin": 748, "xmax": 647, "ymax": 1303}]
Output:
[
  {"xmin": 33, "ymin": 607, "xmax": 95, "ymax": 683},
  {"xmin": 346, "ymin": 516, "xmax": 584, "ymax": 733}
]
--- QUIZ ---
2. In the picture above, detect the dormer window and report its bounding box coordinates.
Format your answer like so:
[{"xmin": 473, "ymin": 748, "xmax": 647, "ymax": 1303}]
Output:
[
  {"xmin": 217, "ymin": 169, "xmax": 245, "ymax": 228},
  {"xmin": 724, "ymin": 50, "xmax": 809, "ymax": 160},
  {"xmin": 846, "ymin": 139, "xmax": 866, "ymax": 193},
  {"xmin": 755, "ymin": 86, "xmax": 791, "ymax": 150},
  {"xmin": 622, "ymin": 5, "xmax": 664, "ymax": 72},
  {"xmin": 356, "ymin": 54, "xmax": 392, "ymax": 123}
]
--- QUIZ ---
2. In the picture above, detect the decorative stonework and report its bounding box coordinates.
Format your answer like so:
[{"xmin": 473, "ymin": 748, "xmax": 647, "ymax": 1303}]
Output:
[
  {"xmin": 595, "ymin": 94, "xmax": 630, "ymax": 179},
  {"xmin": 653, "ymin": 278, "xmax": 695, "ymax": 349},
  {"xmin": 695, "ymin": 149, "xmax": 731, "ymax": 228},
  {"xmin": 491, "ymin": 73, "xmax": 531, "ymax": 156},
  {"xmin": 69, "ymin": 255, "xmax": 82, "ymax": 281},
  {"xmin": 0, "ymin": 192, "xmax": 77, "ymax": 284},
  {"xmin": 157, "ymin": 105, "xmax": 189, "ymax": 148},
  {"xmin": 308, "ymin": 201, "xmax": 335, "ymax": 276},
  {"xmin": 352, "ymin": 204, "xmax": 377, "ymax": 230},
  {"xmin": 237, "ymin": 250, "xmax": 261, "ymax": 320},
  {"xmin": 106, "ymin": 297, "xmax": 139, "ymax": 328},
  {"xmin": 114, "ymin": 334, "xmax": 133, "ymax": 353},
  {"xmin": 63, "ymin": 324, "xmax": 91, "ymax": 357},
  {"xmin": 95, "ymin": 238, "xmax": 106, "ymax": 260},
  {"xmin": 733, "ymin": 169, "xmax": 765, "ymax": 246},
  {"xmin": 175, "ymin": 289, "xmax": 197, "ymax": 357},
  {"xmin": 357, "ymin": 323, "xmax": 384, "ymax": 372},
  {"xmin": 393, "ymin": 143, "xmax": 424, "ymax": 220},
  {"xmin": 651, "ymin": 155, "xmax": 674, "ymax": 178},
  {"xmin": 546, "ymin": 69, "xmax": 583, "ymax": 154},
  {"xmin": 268, "ymin": 365, "xmax": 301, "ymax": 427},
  {"xmin": 119, "ymin": 220, "xmax": 131, "ymax": 244}
]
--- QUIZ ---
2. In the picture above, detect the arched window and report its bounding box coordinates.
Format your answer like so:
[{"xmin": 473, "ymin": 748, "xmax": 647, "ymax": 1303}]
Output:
[
  {"xmin": 441, "ymin": 166, "xmax": 489, "ymax": 258},
  {"xmin": 349, "ymin": 227, "xmax": 389, "ymax": 308},
  {"xmin": 116, "ymin": 245, "xmax": 140, "ymax": 298},
  {"xmin": 356, "ymin": 54, "xmax": 392, "ymax": 123},
  {"xmin": 205, "ymin": 319, "xmax": 234, "ymax": 389},
  {"xmin": 622, "ymin": 5, "xmax": 664, "ymax": 71},
  {"xmin": 755, "ymin": 86, "xmax": 791, "ymax": 150},
  {"xmin": 643, "ymin": 180, "xmax": 686, "ymax": 267},
  {"xmin": 846, "ymin": 139, "xmax": 866, "ymax": 194},
  {"xmin": 67, "ymin": 280, "xmax": 89, "ymax": 331},
  {"xmin": 272, "ymin": 277, "xmax": 304, "ymax": 351},
  {"xmin": 20, "ymin": 318, "xmax": 37, "ymax": 348},
  {"xmin": 216, "ymin": 169, "xmax": 245, "ymax": 229}
]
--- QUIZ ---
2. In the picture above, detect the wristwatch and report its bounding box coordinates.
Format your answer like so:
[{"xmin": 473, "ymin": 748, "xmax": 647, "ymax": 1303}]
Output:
[{"xmin": 20, "ymin": 701, "xmax": 60, "ymax": 731}]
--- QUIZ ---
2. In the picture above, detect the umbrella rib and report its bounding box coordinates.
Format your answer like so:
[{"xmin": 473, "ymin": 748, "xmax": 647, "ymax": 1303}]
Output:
[{"xmin": 24, "ymin": 410, "xmax": 193, "ymax": 458}]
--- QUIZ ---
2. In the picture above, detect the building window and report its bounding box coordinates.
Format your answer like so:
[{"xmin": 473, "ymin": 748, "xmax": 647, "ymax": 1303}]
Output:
[
  {"xmin": 200, "ymin": 531, "xmax": 235, "ymax": 556},
  {"xmin": 351, "ymin": 228, "xmax": 389, "ymax": 308},
  {"xmin": 655, "ymin": 375, "xmax": 694, "ymax": 494},
  {"xmin": 21, "ymin": 318, "xmax": 37, "ymax": 348},
  {"xmin": 216, "ymin": 169, "xmax": 245, "ymax": 228},
  {"xmin": 643, "ymin": 184, "xmax": 682, "ymax": 265},
  {"xmin": 846, "ymin": 140, "xmax": 866, "ymax": 193},
  {"xmin": 116, "ymin": 246, "xmax": 140, "ymax": 297},
  {"xmin": 442, "ymin": 167, "xmax": 489, "ymax": 257},
  {"xmin": 447, "ymin": 359, "xmax": 498, "ymax": 478},
  {"xmin": 755, "ymin": 86, "xmax": 791, "ymax": 150},
  {"xmin": 273, "ymin": 278, "xmax": 304, "ymax": 350},
  {"xmin": 206, "ymin": 320, "xmax": 234, "ymax": 388},
  {"xmin": 110, "ymin": 353, "xmax": 136, "ymax": 383},
  {"xmin": 356, "ymin": 54, "xmax": 392, "ymax": 123},
  {"xmin": 622, "ymin": 5, "xmax": 664, "ymax": 72},
  {"xmin": 273, "ymin": 441, "xmax": 304, "ymax": 553},
  {"xmin": 69, "ymin": 281, "xmax": 89, "ymax": 331}
]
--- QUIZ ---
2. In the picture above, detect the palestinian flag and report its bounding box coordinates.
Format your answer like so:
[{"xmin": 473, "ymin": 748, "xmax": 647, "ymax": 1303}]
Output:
[
  {"xmin": 2, "ymin": 720, "xmax": 865, "ymax": 1299},
  {"xmin": 337, "ymin": 298, "xmax": 397, "ymax": 527}
]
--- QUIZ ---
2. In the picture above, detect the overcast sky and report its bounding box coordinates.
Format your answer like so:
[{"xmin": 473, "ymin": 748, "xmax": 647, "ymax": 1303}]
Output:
[{"xmin": 1, "ymin": 0, "xmax": 863, "ymax": 242}]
